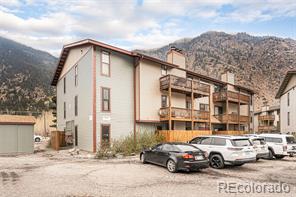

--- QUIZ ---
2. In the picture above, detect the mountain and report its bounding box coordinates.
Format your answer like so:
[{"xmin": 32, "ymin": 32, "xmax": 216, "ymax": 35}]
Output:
[
  {"xmin": 137, "ymin": 31, "xmax": 296, "ymax": 109},
  {"xmin": 0, "ymin": 36, "xmax": 58, "ymax": 112}
]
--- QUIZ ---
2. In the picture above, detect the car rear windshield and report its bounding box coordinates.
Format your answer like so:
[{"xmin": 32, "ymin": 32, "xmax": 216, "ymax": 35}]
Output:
[
  {"xmin": 231, "ymin": 139, "xmax": 251, "ymax": 147},
  {"xmin": 175, "ymin": 145, "xmax": 200, "ymax": 152},
  {"xmin": 252, "ymin": 138, "xmax": 266, "ymax": 145},
  {"xmin": 286, "ymin": 137, "xmax": 296, "ymax": 144}
]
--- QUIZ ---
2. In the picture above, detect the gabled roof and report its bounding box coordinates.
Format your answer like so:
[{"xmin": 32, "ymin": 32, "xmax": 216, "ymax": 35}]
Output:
[
  {"xmin": 51, "ymin": 39, "xmax": 180, "ymax": 86},
  {"xmin": 0, "ymin": 115, "xmax": 36, "ymax": 125},
  {"xmin": 51, "ymin": 39, "xmax": 254, "ymax": 94},
  {"xmin": 275, "ymin": 70, "xmax": 296, "ymax": 99}
]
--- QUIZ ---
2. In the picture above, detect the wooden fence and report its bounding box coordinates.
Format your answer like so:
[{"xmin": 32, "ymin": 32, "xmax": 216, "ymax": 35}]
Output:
[
  {"xmin": 212, "ymin": 130, "xmax": 248, "ymax": 135},
  {"xmin": 157, "ymin": 130, "xmax": 212, "ymax": 142}
]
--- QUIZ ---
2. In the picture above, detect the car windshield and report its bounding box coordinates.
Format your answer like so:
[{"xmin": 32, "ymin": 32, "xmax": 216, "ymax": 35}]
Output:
[
  {"xmin": 252, "ymin": 138, "xmax": 266, "ymax": 145},
  {"xmin": 175, "ymin": 145, "xmax": 200, "ymax": 152},
  {"xmin": 231, "ymin": 139, "xmax": 251, "ymax": 147},
  {"xmin": 286, "ymin": 137, "xmax": 296, "ymax": 144}
]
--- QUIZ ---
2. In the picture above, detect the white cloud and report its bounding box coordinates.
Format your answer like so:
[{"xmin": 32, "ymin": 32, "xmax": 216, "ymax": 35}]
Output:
[{"xmin": 0, "ymin": 0, "xmax": 295, "ymax": 56}]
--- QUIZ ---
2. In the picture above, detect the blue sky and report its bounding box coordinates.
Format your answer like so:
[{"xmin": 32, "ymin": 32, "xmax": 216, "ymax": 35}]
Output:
[{"xmin": 0, "ymin": 0, "xmax": 295, "ymax": 56}]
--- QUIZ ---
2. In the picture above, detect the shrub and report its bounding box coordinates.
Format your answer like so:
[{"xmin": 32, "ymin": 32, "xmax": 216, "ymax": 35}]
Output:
[{"xmin": 95, "ymin": 131, "xmax": 164, "ymax": 159}]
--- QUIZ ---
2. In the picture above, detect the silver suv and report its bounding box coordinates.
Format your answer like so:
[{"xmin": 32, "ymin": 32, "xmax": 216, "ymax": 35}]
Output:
[{"xmin": 189, "ymin": 135, "xmax": 256, "ymax": 169}]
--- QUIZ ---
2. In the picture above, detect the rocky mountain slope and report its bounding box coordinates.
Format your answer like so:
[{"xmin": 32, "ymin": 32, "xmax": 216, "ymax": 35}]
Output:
[
  {"xmin": 0, "ymin": 36, "xmax": 57, "ymax": 112},
  {"xmin": 138, "ymin": 32, "xmax": 296, "ymax": 109}
]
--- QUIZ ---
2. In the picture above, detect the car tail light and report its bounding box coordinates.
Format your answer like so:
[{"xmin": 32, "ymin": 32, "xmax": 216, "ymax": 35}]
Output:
[
  {"xmin": 283, "ymin": 145, "xmax": 287, "ymax": 151},
  {"xmin": 227, "ymin": 147, "xmax": 243, "ymax": 151},
  {"xmin": 182, "ymin": 153, "xmax": 194, "ymax": 159}
]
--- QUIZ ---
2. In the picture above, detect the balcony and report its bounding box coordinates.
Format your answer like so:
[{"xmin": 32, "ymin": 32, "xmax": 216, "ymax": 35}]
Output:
[
  {"xmin": 215, "ymin": 114, "xmax": 249, "ymax": 124},
  {"xmin": 213, "ymin": 91, "xmax": 250, "ymax": 104},
  {"xmin": 258, "ymin": 115, "xmax": 275, "ymax": 121},
  {"xmin": 159, "ymin": 107, "xmax": 210, "ymax": 122},
  {"xmin": 258, "ymin": 126, "xmax": 278, "ymax": 132},
  {"xmin": 160, "ymin": 75, "xmax": 210, "ymax": 96}
]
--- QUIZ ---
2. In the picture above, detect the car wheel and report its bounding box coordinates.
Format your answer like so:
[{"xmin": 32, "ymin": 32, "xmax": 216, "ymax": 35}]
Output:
[
  {"xmin": 209, "ymin": 154, "xmax": 225, "ymax": 169},
  {"xmin": 166, "ymin": 159, "xmax": 177, "ymax": 173},
  {"xmin": 35, "ymin": 138, "xmax": 41, "ymax": 142},
  {"xmin": 140, "ymin": 153, "xmax": 146, "ymax": 164}
]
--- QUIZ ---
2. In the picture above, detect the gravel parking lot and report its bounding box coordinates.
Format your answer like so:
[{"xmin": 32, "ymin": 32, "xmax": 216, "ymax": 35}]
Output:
[{"xmin": 0, "ymin": 150, "xmax": 295, "ymax": 197}]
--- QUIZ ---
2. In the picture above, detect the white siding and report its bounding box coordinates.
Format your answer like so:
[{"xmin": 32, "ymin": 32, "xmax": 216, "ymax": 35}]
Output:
[
  {"xmin": 280, "ymin": 85, "xmax": 296, "ymax": 134},
  {"xmin": 57, "ymin": 47, "xmax": 93, "ymax": 151},
  {"xmin": 95, "ymin": 47, "xmax": 134, "ymax": 143}
]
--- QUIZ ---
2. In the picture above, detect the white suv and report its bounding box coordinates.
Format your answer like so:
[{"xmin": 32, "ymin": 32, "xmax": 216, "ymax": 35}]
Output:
[
  {"xmin": 259, "ymin": 134, "xmax": 296, "ymax": 159},
  {"xmin": 246, "ymin": 135, "xmax": 269, "ymax": 160},
  {"xmin": 189, "ymin": 135, "xmax": 256, "ymax": 169}
]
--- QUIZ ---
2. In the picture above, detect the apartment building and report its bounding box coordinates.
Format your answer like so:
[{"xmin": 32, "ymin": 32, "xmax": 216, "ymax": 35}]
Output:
[
  {"xmin": 276, "ymin": 70, "xmax": 296, "ymax": 134},
  {"xmin": 51, "ymin": 39, "xmax": 254, "ymax": 152},
  {"xmin": 253, "ymin": 105, "xmax": 280, "ymax": 133}
]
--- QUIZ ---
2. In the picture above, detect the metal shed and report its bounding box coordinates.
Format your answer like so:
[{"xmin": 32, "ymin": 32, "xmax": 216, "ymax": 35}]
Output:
[{"xmin": 0, "ymin": 115, "xmax": 35, "ymax": 154}]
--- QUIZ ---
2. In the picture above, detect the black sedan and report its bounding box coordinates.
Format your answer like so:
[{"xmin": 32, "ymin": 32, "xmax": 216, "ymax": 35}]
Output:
[{"xmin": 140, "ymin": 142, "xmax": 209, "ymax": 173}]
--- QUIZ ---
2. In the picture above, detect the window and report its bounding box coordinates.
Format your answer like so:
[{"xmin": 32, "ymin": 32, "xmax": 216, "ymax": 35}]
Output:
[
  {"xmin": 288, "ymin": 92, "xmax": 290, "ymax": 106},
  {"xmin": 286, "ymin": 137, "xmax": 296, "ymax": 144},
  {"xmin": 214, "ymin": 106, "xmax": 223, "ymax": 115},
  {"xmin": 212, "ymin": 137, "xmax": 226, "ymax": 146},
  {"xmin": 101, "ymin": 51, "xmax": 110, "ymax": 76},
  {"xmin": 74, "ymin": 65, "xmax": 78, "ymax": 86},
  {"xmin": 101, "ymin": 124, "xmax": 110, "ymax": 146},
  {"xmin": 190, "ymin": 137, "xmax": 203, "ymax": 144},
  {"xmin": 102, "ymin": 87, "xmax": 110, "ymax": 112},
  {"xmin": 288, "ymin": 112, "xmax": 290, "ymax": 126},
  {"xmin": 74, "ymin": 95, "xmax": 78, "ymax": 116},
  {"xmin": 200, "ymin": 137, "xmax": 212, "ymax": 145},
  {"xmin": 161, "ymin": 95, "xmax": 167, "ymax": 108},
  {"xmin": 231, "ymin": 139, "xmax": 252, "ymax": 147},
  {"xmin": 161, "ymin": 65, "xmax": 167, "ymax": 76},
  {"xmin": 162, "ymin": 144, "xmax": 175, "ymax": 152},
  {"xmin": 63, "ymin": 102, "xmax": 66, "ymax": 119},
  {"xmin": 63, "ymin": 77, "xmax": 66, "ymax": 94},
  {"xmin": 186, "ymin": 98, "xmax": 191, "ymax": 109},
  {"xmin": 200, "ymin": 104, "xmax": 209, "ymax": 111},
  {"xmin": 265, "ymin": 137, "xmax": 282, "ymax": 143},
  {"xmin": 152, "ymin": 144, "xmax": 163, "ymax": 151}
]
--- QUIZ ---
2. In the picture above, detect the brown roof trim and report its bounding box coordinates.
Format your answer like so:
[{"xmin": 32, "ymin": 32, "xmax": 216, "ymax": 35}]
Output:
[
  {"xmin": 186, "ymin": 70, "xmax": 226, "ymax": 85},
  {"xmin": 276, "ymin": 70, "xmax": 296, "ymax": 98},
  {"xmin": 51, "ymin": 38, "xmax": 254, "ymax": 94},
  {"xmin": 51, "ymin": 39, "xmax": 134, "ymax": 86},
  {"xmin": 0, "ymin": 115, "xmax": 36, "ymax": 125},
  {"xmin": 135, "ymin": 53, "xmax": 179, "ymax": 68}
]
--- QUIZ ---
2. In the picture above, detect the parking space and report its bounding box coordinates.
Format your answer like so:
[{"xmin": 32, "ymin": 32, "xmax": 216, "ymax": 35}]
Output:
[{"xmin": 0, "ymin": 151, "xmax": 295, "ymax": 197}]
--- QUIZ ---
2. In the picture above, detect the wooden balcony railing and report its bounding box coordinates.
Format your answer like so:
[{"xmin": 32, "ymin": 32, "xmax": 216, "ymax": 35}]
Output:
[
  {"xmin": 215, "ymin": 114, "xmax": 249, "ymax": 123},
  {"xmin": 213, "ymin": 91, "xmax": 250, "ymax": 103},
  {"xmin": 258, "ymin": 115, "xmax": 275, "ymax": 121},
  {"xmin": 258, "ymin": 126, "xmax": 278, "ymax": 132},
  {"xmin": 160, "ymin": 75, "xmax": 210, "ymax": 96},
  {"xmin": 159, "ymin": 107, "xmax": 210, "ymax": 122}
]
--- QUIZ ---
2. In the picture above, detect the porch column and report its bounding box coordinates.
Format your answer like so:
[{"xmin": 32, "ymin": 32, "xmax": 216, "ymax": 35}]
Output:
[
  {"xmin": 238, "ymin": 90, "xmax": 240, "ymax": 131},
  {"xmin": 191, "ymin": 80, "xmax": 194, "ymax": 130},
  {"xmin": 168, "ymin": 77, "xmax": 172, "ymax": 130},
  {"xmin": 226, "ymin": 92, "xmax": 229, "ymax": 131},
  {"xmin": 209, "ymin": 89, "xmax": 211, "ymax": 131}
]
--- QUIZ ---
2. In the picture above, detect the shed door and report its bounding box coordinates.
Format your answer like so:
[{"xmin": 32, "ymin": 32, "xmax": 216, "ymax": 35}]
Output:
[{"xmin": 0, "ymin": 125, "xmax": 33, "ymax": 154}]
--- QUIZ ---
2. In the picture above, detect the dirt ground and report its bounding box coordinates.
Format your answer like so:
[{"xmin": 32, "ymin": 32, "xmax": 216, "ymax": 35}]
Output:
[{"xmin": 1, "ymin": 145, "xmax": 296, "ymax": 197}]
